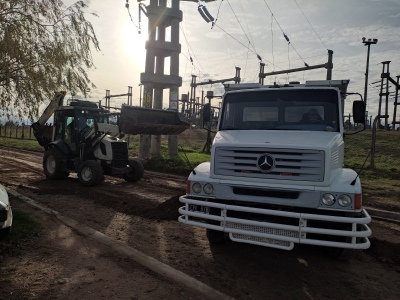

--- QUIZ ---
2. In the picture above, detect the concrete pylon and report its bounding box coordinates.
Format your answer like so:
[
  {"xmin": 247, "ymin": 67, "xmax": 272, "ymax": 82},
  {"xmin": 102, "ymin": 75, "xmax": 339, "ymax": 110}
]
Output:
[
  {"xmin": 139, "ymin": 0, "xmax": 182, "ymax": 159},
  {"xmin": 139, "ymin": 0, "xmax": 215, "ymax": 159}
]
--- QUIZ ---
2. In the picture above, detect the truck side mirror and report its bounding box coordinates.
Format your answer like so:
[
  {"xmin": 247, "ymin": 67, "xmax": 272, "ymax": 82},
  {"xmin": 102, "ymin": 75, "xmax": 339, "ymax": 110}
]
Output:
[
  {"xmin": 203, "ymin": 103, "xmax": 211, "ymax": 123},
  {"xmin": 353, "ymin": 101, "xmax": 365, "ymax": 124}
]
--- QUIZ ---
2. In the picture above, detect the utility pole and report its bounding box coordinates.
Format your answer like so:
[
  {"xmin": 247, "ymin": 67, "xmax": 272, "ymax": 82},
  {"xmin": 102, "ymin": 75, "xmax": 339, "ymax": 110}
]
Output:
[
  {"xmin": 362, "ymin": 37, "xmax": 378, "ymax": 109},
  {"xmin": 203, "ymin": 91, "xmax": 213, "ymax": 153},
  {"xmin": 138, "ymin": 83, "xmax": 142, "ymax": 107}
]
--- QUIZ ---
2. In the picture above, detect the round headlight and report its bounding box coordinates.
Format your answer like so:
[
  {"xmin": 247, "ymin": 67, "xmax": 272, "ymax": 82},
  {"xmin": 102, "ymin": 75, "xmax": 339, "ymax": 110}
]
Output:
[
  {"xmin": 338, "ymin": 194, "xmax": 352, "ymax": 207},
  {"xmin": 322, "ymin": 194, "xmax": 335, "ymax": 206},
  {"xmin": 192, "ymin": 182, "xmax": 202, "ymax": 194},
  {"xmin": 203, "ymin": 183, "xmax": 214, "ymax": 195}
]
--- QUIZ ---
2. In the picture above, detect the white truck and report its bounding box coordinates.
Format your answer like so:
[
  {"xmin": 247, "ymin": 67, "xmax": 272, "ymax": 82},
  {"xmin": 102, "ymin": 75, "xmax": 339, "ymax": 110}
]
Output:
[{"xmin": 179, "ymin": 80, "xmax": 371, "ymax": 258}]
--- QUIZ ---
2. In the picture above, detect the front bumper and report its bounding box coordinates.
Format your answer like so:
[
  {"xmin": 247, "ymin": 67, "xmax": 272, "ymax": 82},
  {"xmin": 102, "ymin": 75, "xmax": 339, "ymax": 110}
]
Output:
[
  {"xmin": 0, "ymin": 201, "xmax": 12, "ymax": 240},
  {"xmin": 179, "ymin": 196, "xmax": 371, "ymax": 250}
]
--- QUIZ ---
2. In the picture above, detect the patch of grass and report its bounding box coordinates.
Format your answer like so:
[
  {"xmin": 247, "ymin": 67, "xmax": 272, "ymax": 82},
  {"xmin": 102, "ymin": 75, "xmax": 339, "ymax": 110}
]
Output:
[
  {"xmin": 123, "ymin": 130, "xmax": 212, "ymax": 176},
  {"xmin": 0, "ymin": 205, "xmax": 42, "ymax": 252},
  {"xmin": 0, "ymin": 136, "xmax": 43, "ymax": 152},
  {"xmin": 344, "ymin": 130, "xmax": 400, "ymax": 180},
  {"xmin": 143, "ymin": 146, "xmax": 210, "ymax": 176}
]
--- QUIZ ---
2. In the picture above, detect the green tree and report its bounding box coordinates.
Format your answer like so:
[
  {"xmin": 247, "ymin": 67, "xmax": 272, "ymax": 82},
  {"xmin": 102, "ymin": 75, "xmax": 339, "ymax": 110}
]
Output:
[{"xmin": 0, "ymin": 0, "xmax": 100, "ymax": 121}]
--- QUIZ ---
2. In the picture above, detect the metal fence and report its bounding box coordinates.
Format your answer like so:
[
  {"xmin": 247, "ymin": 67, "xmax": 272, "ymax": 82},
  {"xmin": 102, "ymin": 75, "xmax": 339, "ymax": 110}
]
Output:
[{"xmin": 0, "ymin": 124, "xmax": 38, "ymax": 140}]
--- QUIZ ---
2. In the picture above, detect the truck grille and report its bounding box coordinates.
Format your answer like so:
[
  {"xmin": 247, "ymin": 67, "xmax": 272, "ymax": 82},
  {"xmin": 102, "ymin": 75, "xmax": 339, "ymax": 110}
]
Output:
[
  {"xmin": 111, "ymin": 142, "xmax": 129, "ymax": 168},
  {"xmin": 214, "ymin": 147, "xmax": 324, "ymax": 182}
]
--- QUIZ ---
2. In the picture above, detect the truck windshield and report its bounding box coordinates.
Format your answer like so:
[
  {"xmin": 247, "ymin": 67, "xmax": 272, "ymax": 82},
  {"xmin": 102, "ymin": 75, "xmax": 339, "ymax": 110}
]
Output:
[{"xmin": 219, "ymin": 89, "xmax": 340, "ymax": 132}]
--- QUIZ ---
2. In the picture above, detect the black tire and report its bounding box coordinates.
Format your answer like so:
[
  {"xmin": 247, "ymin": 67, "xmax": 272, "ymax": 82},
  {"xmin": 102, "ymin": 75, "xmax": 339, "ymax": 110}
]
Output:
[
  {"xmin": 0, "ymin": 227, "xmax": 11, "ymax": 240},
  {"xmin": 324, "ymin": 247, "xmax": 356, "ymax": 261},
  {"xmin": 78, "ymin": 160, "xmax": 104, "ymax": 187},
  {"xmin": 43, "ymin": 148, "xmax": 69, "ymax": 180},
  {"xmin": 123, "ymin": 159, "xmax": 144, "ymax": 182},
  {"xmin": 206, "ymin": 229, "xmax": 225, "ymax": 243},
  {"xmin": 323, "ymin": 228, "xmax": 358, "ymax": 261}
]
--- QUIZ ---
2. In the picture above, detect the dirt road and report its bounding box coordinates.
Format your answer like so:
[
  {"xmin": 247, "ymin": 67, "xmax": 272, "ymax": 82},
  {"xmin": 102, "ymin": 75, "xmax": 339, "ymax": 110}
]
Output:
[{"xmin": 1, "ymin": 148, "xmax": 400, "ymax": 300}]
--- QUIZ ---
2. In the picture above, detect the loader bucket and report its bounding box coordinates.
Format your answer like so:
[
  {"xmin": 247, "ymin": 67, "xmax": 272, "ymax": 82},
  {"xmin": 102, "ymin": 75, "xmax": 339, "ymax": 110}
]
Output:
[{"xmin": 119, "ymin": 105, "xmax": 190, "ymax": 135}]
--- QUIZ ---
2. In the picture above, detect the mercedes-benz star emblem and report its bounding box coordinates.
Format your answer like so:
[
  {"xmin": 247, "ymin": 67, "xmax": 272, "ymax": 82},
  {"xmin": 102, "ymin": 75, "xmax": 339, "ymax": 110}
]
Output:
[{"xmin": 257, "ymin": 153, "xmax": 275, "ymax": 173}]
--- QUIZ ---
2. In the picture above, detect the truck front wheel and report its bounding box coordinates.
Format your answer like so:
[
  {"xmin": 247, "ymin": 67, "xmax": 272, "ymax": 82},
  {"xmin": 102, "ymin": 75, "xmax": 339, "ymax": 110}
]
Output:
[
  {"xmin": 123, "ymin": 159, "xmax": 144, "ymax": 182},
  {"xmin": 78, "ymin": 160, "xmax": 104, "ymax": 187},
  {"xmin": 324, "ymin": 247, "xmax": 356, "ymax": 261},
  {"xmin": 206, "ymin": 229, "xmax": 225, "ymax": 243},
  {"xmin": 43, "ymin": 148, "xmax": 69, "ymax": 180}
]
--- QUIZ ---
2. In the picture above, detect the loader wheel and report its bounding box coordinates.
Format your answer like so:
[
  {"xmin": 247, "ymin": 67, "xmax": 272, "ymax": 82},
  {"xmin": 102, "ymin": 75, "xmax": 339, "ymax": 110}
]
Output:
[
  {"xmin": 78, "ymin": 160, "xmax": 104, "ymax": 187},
  {"xmin": 43, "ymin": 148, "xmax": 69, "ymax": 180},
  {"xmin": 123, "ymin": 159, "xmax": 144, "ymax": 183}
]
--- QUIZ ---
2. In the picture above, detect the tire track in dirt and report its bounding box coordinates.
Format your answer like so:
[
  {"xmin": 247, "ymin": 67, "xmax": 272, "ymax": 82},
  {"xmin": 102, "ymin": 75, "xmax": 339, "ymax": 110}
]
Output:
[{"xmin": 2, "ymin": 148, "xmax": 400, "ymax": 300}]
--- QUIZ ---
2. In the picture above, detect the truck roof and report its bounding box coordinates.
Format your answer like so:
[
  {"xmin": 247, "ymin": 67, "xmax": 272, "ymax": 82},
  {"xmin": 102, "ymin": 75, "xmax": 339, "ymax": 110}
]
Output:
[
  {"xmin": 56, "ymin": 99, "xmax": 105, "ymax": 113},
  {"xmin": 224, "ymin": 79, "xmax": 350, "ymax": 94}
]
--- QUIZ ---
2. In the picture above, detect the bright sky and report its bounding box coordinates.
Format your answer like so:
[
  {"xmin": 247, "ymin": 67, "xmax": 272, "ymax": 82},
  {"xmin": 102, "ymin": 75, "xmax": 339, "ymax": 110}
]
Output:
[{"xmin": 73, "ymin": 0, "xmax": 400, "ymax": 121}]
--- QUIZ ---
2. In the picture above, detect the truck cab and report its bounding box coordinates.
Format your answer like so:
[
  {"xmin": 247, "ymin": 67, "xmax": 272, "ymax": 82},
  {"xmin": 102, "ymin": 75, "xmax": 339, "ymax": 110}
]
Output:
[{"xmin": 179, "ymin": 80, "xmax": 371, "ymax": 256}]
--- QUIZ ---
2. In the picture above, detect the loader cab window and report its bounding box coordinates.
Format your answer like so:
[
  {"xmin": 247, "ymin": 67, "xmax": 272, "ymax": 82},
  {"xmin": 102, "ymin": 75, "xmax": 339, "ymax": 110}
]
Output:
[
  {"xmin": 53, "ymin": 111, "xmax": 77, "ymax": 152},
  {"xmin": 77, "ymin": 115, "xmax": 91, "ymax": 132},
  {"xmin": 64, "ymin": 116, "xmax": 76, "ymax": 151},
  {"xmin": 76, "ymin": 112, "xmax": 96, "ymax": 142},
  {"xmin": 66, "ymin": 117, "xmax": 74, "ymax": 128}
]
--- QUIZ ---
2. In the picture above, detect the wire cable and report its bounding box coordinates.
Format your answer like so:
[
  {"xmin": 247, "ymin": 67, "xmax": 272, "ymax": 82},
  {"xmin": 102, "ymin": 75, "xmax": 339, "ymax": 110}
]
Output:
[
  {"xmin": 226, "ymin": 0, "xmax": 259, "ymax": 58},
  {"xmin": 212, "ymin": 22, "xmax": 273, "ymax": 67},
  {"xmin": 126, "ymin": 3, "xmax": 140, "ymax": 30},
  {"xmin": 212, "ymin": 0, "xmax": 225, "ymax": 28},
  {"xmin": 294, "ymin": 0, "xmax": 328, "ymax": 50},
  {"xmin": 217, "ymin": 9, "xmax": 237, "ymax": 69},
  {"xmin": 262, "ymin": 0, "xmax": 308, "ymax": 67},
  {"xmin": 242, "ymin": 41, "xmax": 250, "ymax": 82},
  {"xmin": 237, "ymin": 0, "xmax": 257, "ymax": 51},
  {"xmin": 179, "ymin": 24, "xmax": 208, "ymax": 78}
]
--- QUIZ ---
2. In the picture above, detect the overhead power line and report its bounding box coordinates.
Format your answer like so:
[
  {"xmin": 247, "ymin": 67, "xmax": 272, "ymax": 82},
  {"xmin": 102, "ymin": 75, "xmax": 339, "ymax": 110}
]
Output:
[
  {"xmin": 212, "ymin": 22, "xmax": 269, "ymax": 65},
  {"xmin": 226, "ymin": 0, "xmax": 258, "ymax": 57},
  {"xmin": 294, "ymin": 0, "xmax": 328, "ymax": 50},
  {"xmin": 125, "ymin": 1, "xmax": 140, "ymax": 31},
  {"xmin": 212, "ymin": 2, "xmax": 237, "ymax": 70},
  {"xmin": 212, "ymin": 0, "xmax": 225, "ymax": 28},
  {"xmin": 262, "ymin": 0, "xmax": 308, "ymax": 67},
  {"xmin": 179, "ymin": 24, "xmax": 208, "ymax": 78}
]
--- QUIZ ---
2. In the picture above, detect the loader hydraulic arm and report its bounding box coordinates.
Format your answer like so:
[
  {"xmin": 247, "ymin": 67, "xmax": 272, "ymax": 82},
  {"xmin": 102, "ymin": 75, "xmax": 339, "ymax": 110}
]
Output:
[
  {"xmin": 36, "ymin": 91, "xmax": 66, "ymax": 126},
  {"xmin": 32, "ymin": 91, "xmax": 66, "ymax": 148}
]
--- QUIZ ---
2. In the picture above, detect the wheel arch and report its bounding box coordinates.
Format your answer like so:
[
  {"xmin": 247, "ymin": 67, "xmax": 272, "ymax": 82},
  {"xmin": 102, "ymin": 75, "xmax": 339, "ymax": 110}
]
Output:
[{"xmin": 47, "ymin": 139, "xmax": 70, "ymax": 155}]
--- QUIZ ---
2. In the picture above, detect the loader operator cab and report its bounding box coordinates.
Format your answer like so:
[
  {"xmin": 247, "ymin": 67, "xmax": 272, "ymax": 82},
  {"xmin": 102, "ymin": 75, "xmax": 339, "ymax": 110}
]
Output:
[{"xmin": 53, "ymin": 101, "xmax": 103, "ymax": 154}]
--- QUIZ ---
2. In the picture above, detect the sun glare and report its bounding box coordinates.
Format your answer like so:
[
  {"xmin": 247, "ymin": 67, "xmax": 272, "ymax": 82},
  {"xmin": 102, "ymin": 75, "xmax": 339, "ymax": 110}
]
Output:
[{"xmin": 123, "ymin": 20, "xmax": 147, "ymax": 67}]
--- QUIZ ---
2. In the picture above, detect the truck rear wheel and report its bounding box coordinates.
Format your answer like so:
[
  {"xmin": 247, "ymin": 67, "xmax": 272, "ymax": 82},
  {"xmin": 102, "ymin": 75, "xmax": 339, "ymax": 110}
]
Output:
[
  {"xmin": 43, "ymin": 148, "xmax": 69, "ymax": 180},
  {"xmin": 123, "ymin": 159, "xmax": 144, "ymax": 182},
  {"xmin": 78, "ymin": 160, "xmax": 104, "ymax": 187}
]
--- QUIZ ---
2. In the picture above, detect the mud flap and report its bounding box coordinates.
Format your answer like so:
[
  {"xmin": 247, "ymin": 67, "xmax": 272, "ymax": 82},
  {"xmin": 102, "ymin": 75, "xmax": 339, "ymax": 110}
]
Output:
[{"xmin": 119, "ymin": 105, "xmax": 189, "ymax": 135}]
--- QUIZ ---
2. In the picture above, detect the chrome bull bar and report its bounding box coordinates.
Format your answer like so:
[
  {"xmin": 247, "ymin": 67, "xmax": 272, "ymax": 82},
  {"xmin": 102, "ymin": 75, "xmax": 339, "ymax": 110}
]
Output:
[{"xmin": 179, "ymin": 196, "xmax": 371, "ymax": 250}]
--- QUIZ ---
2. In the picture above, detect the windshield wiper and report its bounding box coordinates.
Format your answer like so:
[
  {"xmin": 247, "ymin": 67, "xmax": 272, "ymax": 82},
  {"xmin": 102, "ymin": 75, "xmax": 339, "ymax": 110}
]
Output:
[{"xmin": 221, "ymin": 126, "xmax": 242, "ymax": 130}]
